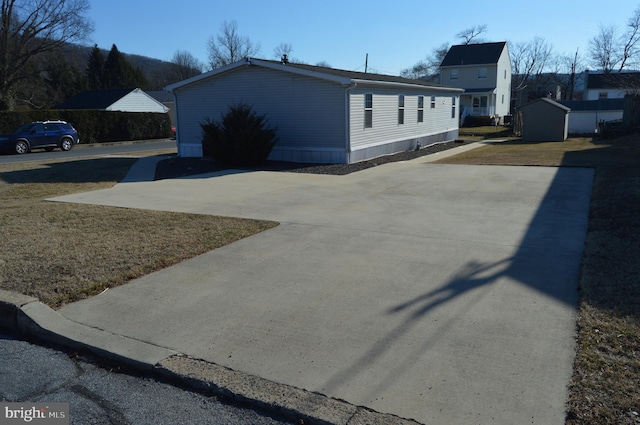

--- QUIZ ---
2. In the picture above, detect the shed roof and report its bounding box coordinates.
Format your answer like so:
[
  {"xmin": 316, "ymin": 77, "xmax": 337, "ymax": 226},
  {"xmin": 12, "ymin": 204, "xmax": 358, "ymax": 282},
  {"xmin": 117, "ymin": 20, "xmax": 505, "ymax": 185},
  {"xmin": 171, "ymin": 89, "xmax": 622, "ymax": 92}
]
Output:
[
  {"xmin": 440, "ymin": 42, "xmax": 507, "ymax": 67},
  {"xmin": 58, "ymin": 88, "xmax": 135, "ymax": 109},
  {"xmin": 518, "ymin": 97, "xmax": 571, "ymax": 112},
  {"xmin": 166, "ymin": 58, "xmax": 464, "ymax": 93}
]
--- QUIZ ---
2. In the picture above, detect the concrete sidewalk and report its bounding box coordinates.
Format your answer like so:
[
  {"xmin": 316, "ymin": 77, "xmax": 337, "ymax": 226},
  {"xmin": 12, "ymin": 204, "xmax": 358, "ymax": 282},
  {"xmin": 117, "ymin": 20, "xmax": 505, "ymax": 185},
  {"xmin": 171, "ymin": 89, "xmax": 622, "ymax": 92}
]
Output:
[{"xmin": 9, "ymin": 145, "xmax": 593, "ymax": 424}]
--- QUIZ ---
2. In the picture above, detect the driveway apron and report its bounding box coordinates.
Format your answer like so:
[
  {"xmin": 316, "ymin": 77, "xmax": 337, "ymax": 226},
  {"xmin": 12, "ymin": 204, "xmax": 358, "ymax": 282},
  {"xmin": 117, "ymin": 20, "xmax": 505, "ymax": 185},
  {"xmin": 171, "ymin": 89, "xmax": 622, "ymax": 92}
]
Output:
[{"xmin": 53, "ymin": 159, "xmax": 594, "ymax": 424}]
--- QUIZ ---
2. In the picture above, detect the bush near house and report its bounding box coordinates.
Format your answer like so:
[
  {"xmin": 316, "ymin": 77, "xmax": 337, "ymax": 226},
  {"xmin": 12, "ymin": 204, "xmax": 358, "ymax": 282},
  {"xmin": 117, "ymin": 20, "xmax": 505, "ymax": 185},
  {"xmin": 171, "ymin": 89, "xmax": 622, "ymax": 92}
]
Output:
[
  {"xmin": 0, "ymin": 110, "xmax": 172, "ymax": 143},
  {"xmin": 201, "ymin": 103, "xmax": 278, "ymax": 166}
]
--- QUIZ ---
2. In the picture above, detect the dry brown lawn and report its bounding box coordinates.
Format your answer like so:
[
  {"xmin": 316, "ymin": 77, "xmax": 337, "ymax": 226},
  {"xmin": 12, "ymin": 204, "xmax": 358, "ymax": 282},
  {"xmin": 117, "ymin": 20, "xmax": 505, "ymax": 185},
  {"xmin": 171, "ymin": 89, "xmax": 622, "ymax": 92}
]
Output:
[
  {"xmin": 435, "ymin": 134, "xmax": 640, "ymax": 425},
  {"xmin": 0, "ymin": 155, "xmax": 277, "ymax": 309}
]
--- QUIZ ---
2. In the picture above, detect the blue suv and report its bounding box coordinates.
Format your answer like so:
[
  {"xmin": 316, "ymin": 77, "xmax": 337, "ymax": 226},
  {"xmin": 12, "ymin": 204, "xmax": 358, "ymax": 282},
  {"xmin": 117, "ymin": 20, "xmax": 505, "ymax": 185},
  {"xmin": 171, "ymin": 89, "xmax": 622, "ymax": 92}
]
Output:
[{"xmin": 0, "ymin": 121, "xmax": 80, "ymax": 154}]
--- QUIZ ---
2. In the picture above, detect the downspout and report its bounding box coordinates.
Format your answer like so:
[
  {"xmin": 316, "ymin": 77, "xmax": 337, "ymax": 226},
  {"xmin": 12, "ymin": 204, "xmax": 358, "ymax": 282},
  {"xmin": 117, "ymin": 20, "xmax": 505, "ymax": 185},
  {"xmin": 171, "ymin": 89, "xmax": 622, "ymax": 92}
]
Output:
[
  {"xmin": 171, "ymin": 91, "xmax": 181, "ymax": 156},
  {"xmin": 345, "ymin": 82, "xmax": 357, "ymax": 164}
]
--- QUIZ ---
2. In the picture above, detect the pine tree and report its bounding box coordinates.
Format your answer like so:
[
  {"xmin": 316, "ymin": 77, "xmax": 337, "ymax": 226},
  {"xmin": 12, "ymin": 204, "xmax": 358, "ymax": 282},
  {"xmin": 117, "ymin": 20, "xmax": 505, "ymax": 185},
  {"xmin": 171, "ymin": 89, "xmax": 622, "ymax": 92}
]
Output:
[
  {"xmin": 86, "ymin": 45, "xmax": 106, "ymax": 89},
  {"xmin": 103, "ymin": 44, "xmax": 149, "ymax": 89},
  {"xmin": 104, "ymin": 44, "xmax": 128, "ymax": 88}
]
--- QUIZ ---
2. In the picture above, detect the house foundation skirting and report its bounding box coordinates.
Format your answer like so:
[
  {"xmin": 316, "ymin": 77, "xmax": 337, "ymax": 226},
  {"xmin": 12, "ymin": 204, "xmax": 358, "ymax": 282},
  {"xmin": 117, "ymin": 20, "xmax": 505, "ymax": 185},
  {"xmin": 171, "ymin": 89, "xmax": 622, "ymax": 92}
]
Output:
[
  {"xmin": 348, "ymin": 129, "xmax": 459, "ymax": 164},
  {"xmin": 268, "ymin": 147, "xmax": 347, "ymax": 164},
  {"xmin": 179, "ymin": 129, "xmax": 459, "ymax": 164}
]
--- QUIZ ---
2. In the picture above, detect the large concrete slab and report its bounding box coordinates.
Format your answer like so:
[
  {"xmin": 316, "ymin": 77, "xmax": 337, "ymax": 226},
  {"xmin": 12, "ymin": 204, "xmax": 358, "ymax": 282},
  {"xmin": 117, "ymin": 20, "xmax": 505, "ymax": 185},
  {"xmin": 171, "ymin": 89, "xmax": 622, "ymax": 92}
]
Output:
[{"xmin": 53, "ymin": 159, "xmax": 593, "ymax": 424}]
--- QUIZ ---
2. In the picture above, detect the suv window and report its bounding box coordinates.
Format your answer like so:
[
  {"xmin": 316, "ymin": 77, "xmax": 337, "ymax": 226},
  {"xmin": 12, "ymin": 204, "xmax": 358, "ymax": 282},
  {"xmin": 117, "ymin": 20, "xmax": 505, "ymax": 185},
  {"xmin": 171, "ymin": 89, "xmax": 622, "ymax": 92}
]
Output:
[
  {"xmin": 44, "ymin": 123, "xmax": 63, "ymax": 131},
  {"xmin": 32, "ymin": 123, "xmax": 44, "ymax": 133}
]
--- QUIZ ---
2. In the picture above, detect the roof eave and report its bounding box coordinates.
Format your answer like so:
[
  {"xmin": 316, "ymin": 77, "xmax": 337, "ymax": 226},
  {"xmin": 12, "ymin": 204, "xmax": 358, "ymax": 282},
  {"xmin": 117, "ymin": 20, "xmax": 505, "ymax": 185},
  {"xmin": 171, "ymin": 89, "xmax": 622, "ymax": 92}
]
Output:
[
  {"xmin": 351, "ymin": 79, "xmax": 464, "ymax": 92},
  {"xmin": 165, "ymin": 61, "xmax": 250, "ymax": 92}
]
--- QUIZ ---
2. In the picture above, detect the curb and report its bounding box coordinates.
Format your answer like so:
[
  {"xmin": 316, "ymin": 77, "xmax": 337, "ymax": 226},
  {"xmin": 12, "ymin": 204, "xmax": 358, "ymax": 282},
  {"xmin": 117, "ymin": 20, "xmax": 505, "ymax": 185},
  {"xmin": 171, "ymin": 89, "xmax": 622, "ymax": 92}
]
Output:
[{"xmin": 0, "ymin": 289, "xmax": 423, "ymax": 425}]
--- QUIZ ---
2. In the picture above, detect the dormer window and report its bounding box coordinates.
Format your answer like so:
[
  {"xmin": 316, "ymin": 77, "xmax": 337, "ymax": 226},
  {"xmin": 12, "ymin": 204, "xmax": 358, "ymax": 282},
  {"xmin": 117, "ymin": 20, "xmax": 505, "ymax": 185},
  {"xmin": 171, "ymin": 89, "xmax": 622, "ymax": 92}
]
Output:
[
  {"xmin": 450, "ymin": 69, "xmax": 459, "ymax": 80},
  {"xmin": 478, "ymin": 67, "xmax": 487, "ymax": 79}
]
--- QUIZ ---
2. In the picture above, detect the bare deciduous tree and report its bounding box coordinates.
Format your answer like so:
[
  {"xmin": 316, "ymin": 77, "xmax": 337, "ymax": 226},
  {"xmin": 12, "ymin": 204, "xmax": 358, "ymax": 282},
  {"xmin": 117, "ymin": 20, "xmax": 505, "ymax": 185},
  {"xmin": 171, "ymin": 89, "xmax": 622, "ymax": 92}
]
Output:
[
  {"xmin": 273, "ymin": 42, "xmax": 293, "ymax": 60},
  {"xmin": 619, "ymin": 6, "xmax": 640, "ymax": 71},
  {"xmin": 511, "ymin": 37, "xmax": 555, "ymax": 91},
  {"xmin": 558, "ymin": 48, "xmax": 584, "ymax": 100},
  {"xmin": 170, "ymin": 50, "xmax": 203, "ymax": 81},
  {"xmin": 589, "ymin": 24, "xmax": 622, "ymax": 73},
  {"xmin": 456, "ymin": 24, "xmax": 488, "ymax": 45},
  {"xmin": 400, "ymin": 43, "xmax": 449, "ymax": 81},
  {"xmin": 0, "ymin": 0, "xmax": 93, "ymax": 110},
  {"xmin": 206, "ymin": 20, "xmax": 261, "ymax": 70}
]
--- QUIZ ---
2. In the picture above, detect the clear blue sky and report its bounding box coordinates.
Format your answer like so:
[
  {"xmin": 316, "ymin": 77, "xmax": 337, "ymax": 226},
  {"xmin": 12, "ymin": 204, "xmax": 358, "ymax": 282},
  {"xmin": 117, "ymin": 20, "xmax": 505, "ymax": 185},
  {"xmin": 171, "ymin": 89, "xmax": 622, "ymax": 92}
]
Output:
[{"xmin": 88, "ymin": 0, "xmax": 639, "ymax": 75}]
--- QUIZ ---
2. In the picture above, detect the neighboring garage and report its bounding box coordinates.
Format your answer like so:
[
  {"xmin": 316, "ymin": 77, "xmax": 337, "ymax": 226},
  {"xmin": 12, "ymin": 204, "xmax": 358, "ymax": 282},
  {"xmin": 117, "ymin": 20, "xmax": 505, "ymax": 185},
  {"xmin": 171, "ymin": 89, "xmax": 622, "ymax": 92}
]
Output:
[
  {"xmin": 560, "ymin": 98, "xmax": 624, "ymax": 134},
  {"xmin": 166, "ymin": 58, "xmax": 463, "ymax": 164}
]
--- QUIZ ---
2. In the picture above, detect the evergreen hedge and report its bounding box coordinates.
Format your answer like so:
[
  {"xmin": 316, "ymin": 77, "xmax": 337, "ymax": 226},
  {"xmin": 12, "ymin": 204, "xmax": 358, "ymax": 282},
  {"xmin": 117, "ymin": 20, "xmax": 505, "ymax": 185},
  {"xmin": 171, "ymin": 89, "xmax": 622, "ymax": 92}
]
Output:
[{"xmin": 0, "ymin": 110, "xmax": 171, "ymax": 143}]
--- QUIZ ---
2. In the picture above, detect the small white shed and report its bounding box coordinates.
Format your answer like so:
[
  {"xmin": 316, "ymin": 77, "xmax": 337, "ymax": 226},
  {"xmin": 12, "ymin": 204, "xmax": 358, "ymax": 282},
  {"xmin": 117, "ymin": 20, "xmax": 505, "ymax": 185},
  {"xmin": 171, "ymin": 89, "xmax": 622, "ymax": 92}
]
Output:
[{"xmin": 166, "ymin": 58, "xmax": 463, "ymax": 164}]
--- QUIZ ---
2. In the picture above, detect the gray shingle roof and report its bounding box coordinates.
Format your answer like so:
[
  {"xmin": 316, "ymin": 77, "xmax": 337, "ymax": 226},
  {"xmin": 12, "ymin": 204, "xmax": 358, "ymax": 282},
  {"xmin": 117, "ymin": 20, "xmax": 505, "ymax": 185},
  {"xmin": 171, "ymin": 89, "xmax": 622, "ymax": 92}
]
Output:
[
  {"xmin": 146, "ymin": 90, "xmax": 174, "ymax": 103},
  {"xmin": 58, "ymin": 88, "xmax": 135, "ymax": 109},
  {"xmin": 440, "ymin": 42, "xmax": 507, "ymax": 67},
  {"xmin": 559, "ymin": 99, "xmax": 624, "ymax": 111},
  {"xmin": 586, "ymin": 72, "xmax": 640, "ymax": 89},
  {"xmin": 263, "ymin": 59, "xmax": 450, "ymax": 88}
]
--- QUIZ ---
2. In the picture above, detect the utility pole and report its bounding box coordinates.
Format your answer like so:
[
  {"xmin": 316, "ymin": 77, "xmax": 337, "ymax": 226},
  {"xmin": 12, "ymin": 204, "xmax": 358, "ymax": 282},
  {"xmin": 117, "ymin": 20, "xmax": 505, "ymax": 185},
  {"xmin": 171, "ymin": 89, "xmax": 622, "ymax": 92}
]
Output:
[{"xmin": 365, "ymin": 53, "xmax": 368, "ymax": 73}]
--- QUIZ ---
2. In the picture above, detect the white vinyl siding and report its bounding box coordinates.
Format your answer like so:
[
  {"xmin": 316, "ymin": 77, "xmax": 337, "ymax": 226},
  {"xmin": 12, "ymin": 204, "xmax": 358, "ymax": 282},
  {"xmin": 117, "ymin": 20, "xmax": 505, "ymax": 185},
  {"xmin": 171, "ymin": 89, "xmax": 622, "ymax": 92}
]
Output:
[
  {"xmin": 494, "ymin": 45, "xmax": 512, "ymax": 117},
  {"xmin": 349, "ymin": 88, "xmax": 458, "ymax": 149},
  {"xmin": 174, "ymin": 66, "xmax": 346, "ymax": 155},
  {"xmin": 107, "ymin": 89, "xmax": 169, "ymax": 113}
]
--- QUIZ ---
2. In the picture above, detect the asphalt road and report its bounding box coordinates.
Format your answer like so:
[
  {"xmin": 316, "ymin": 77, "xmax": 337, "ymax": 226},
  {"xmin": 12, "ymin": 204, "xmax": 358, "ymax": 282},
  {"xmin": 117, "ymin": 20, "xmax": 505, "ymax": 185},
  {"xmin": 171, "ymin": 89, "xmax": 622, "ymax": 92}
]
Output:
[
  {"xmin": 0, "ymin": 332, "xmax": 294, "ymax": 425},
  {"xmin": 0, "ymin": 139, "xmax": 176, "ymax": 165}
]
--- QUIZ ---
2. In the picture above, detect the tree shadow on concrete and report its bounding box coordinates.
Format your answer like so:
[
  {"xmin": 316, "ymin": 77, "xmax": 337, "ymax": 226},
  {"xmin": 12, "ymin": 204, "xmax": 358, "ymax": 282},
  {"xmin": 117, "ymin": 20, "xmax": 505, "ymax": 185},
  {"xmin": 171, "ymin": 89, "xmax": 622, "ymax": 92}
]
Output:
[{"xmin": 321, "ymin": 165, "xmax": 593, "ymax": 396}]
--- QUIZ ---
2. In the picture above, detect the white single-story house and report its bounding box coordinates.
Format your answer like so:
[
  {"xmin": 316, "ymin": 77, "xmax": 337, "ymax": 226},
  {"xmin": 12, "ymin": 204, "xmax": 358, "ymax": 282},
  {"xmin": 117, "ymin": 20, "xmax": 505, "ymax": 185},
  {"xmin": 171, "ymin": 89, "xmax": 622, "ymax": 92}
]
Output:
[
  {"xmin": 165, "ymin": 58, "xmax": 463, "ymax": 164},
  {"xmin": 559, "ymin": 99, "xmax": 624, "ymax": 134},
  {"xmin": 58, "ymin": 88, "xmax": 169, "ymax": 113}
]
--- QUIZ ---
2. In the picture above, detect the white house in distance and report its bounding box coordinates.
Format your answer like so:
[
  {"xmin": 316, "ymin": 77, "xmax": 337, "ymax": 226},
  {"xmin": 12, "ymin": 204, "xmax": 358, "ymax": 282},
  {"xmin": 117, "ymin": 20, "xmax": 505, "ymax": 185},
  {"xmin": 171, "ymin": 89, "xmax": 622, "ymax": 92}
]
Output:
[
  {"xmin": 165, "ymin": 58, "xmax": 463, "ymax": 164},
  {"xmin": 439, "ymin": 42, "xmax": 511, "ymax": 124},
  {"xmin": 582, "ymin": 71, "xmax": 640, "ymax": 100}
]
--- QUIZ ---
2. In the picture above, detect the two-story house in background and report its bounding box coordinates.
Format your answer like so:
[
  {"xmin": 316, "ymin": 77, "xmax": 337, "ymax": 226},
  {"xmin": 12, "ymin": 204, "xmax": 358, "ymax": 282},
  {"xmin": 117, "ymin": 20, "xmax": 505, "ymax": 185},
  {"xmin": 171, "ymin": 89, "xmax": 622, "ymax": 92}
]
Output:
[
  {"xmin": 583, "ymin": 70, "xmax": 640, "ymax": 100},
  {"xmin": 440, "ymin": 42, "xmax": 511, "ymax": 125}
]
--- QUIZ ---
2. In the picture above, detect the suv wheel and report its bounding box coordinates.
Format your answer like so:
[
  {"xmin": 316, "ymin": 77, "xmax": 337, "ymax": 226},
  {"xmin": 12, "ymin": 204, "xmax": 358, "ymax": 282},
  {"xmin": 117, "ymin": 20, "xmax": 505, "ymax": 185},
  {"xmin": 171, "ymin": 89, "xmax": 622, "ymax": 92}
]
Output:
[
  {"xmin": 15, "ymin": 140, "xmax": 29, "ymax": 154},
  {"xmin": 60, "ymin": 138, "xmax": 73, "ymax": 151}
]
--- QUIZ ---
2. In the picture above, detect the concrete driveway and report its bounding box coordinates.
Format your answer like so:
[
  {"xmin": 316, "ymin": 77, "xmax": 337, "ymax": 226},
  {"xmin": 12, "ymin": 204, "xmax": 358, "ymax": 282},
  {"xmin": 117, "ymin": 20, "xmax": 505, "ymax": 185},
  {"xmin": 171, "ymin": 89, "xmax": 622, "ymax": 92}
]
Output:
[{"xmin": 51, "ymin": 154, "xmax": 593, "ymax": 424}]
